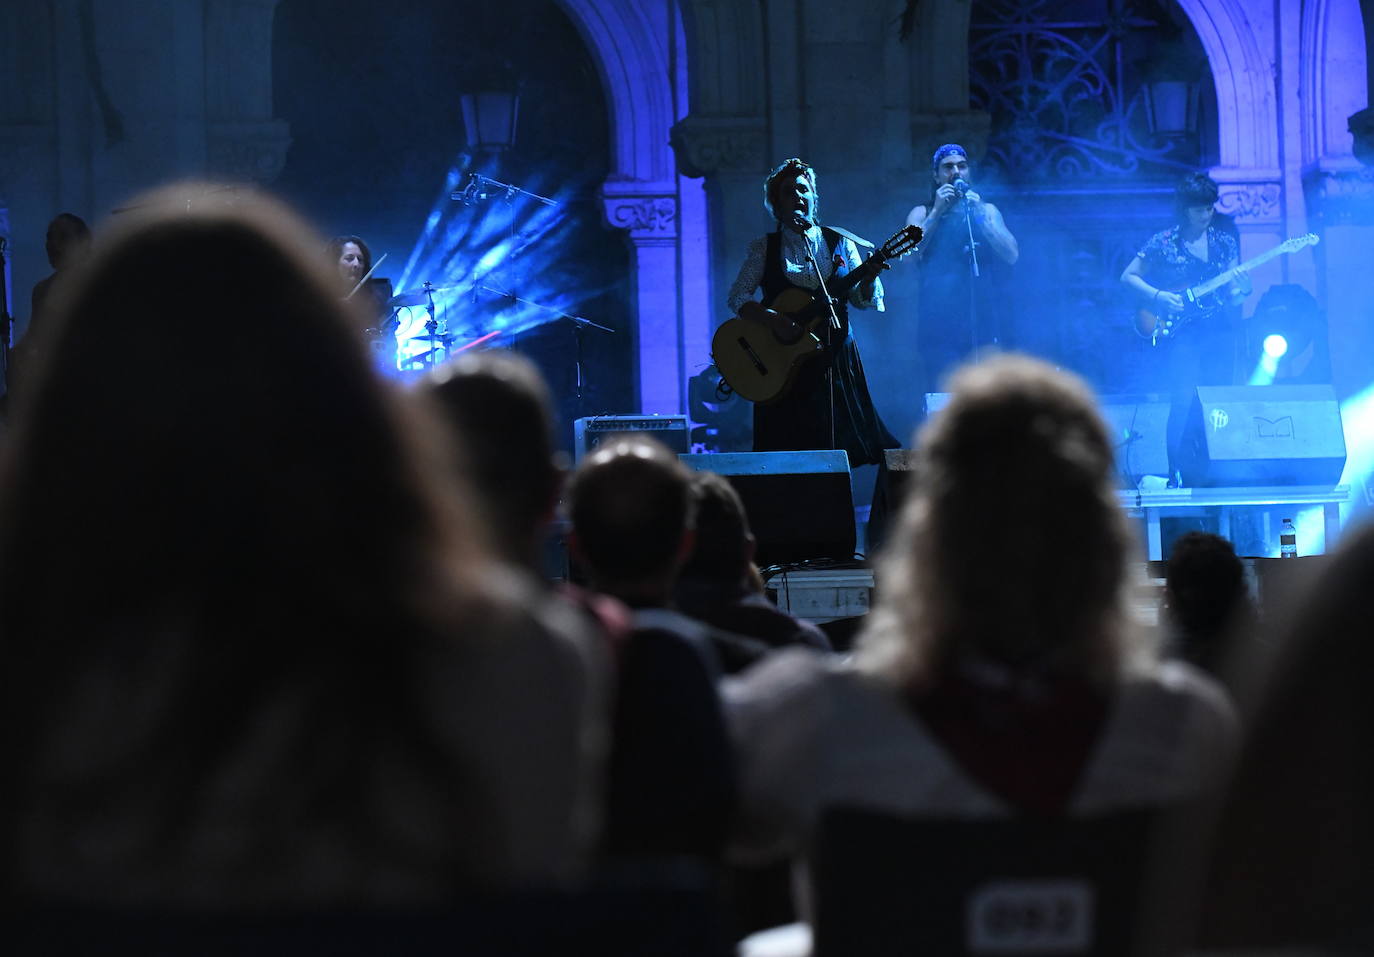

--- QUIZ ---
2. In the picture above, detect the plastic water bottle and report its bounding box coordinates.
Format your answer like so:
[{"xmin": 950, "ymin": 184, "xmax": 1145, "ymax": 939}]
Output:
[{"xmin": 1280, "ymin": 518, "xmax": 1298, "ymax": 559}]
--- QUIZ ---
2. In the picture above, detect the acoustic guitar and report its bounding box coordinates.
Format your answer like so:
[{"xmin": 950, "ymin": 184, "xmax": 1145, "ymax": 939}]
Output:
[
  {"xmin": 1133, "ymin": 233, "xmax": 1319, "ymax": 343},
  {"xmin": 712, "ymin": 225, "xmax": 922, "ymax": 404}
]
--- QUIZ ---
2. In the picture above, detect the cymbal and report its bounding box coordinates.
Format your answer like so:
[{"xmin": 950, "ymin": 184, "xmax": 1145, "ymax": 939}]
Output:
[
  {"xmin": 388, "ymin": 282, "xmax": 468, "ymax": 309},
  {"xmin": 409, "ymin": 331, "xmax": 457, "ymax": 343},
  {"xmin": 387, "ymin": 291, "xmax": 430, "ymax": 309}
]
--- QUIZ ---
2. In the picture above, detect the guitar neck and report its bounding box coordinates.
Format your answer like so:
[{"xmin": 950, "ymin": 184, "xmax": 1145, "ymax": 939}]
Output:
[
  {"xmin": 804, "ymin": 246, "xmax": 891, "ymax": 322},
  {"xmin": 1191, "ymin": 244, "xmax": 1287, "ymax": 298},
  {"xmin": 826, "ymin": 251, "xmax": 883, "ymax": 301}
]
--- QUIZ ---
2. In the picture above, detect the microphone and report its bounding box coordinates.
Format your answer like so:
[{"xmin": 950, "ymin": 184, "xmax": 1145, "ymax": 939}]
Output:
[{"xmin": 953, "ymin": 178, "xmax": 971, "ymax": 195}]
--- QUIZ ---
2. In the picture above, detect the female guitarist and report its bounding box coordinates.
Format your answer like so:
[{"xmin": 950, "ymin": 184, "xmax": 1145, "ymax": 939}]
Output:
[
  {"xmin": 724, "ymin": 158, "xmax": 899, "ymax": 466},
  {"xmin": 1120, "ymin": 171, "xmax": 1253, "ymax": 487}
]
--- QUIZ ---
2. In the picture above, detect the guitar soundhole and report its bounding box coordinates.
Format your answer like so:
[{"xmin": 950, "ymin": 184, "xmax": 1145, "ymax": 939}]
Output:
[{"xmin": 737, "ymin": 337, "xmax": 769, "ymax": 375}]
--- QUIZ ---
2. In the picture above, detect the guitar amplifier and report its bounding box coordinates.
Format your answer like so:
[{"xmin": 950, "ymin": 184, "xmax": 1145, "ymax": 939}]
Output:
[{"xmin": 573, "ymin": 414, "xmax": 691, "ymax": 462}]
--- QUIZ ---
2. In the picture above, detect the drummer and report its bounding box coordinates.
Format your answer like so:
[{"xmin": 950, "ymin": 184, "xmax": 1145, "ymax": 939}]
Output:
[{"xmin": 327, "ymin": 234, "xmax": 399, "ymax": 371}]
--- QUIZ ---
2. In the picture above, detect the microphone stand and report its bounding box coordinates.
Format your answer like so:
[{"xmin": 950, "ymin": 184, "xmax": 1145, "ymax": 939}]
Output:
[
  {"xmin": 449, "ymin": 174, "xmax": 560, "ymax": 357},
  {"xmin": 450, "ymin": 174, "xmax": 559, "ymax": 209},
  {"xmin": 806, "ymin": 243, "xmax": 843, "ymax": 454},
  {"xmin": 959, "ymin": 189, "xmax": 984, "ymax": 361},
  {"xmin": 473, "ymin": 282, "xmax": 614, "ymax": 416}
]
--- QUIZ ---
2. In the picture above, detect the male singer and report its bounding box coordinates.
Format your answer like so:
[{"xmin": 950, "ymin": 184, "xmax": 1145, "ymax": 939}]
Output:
[{"xmin": 906, "ymin": 144, "xmax": 1019, "ymax": 389}]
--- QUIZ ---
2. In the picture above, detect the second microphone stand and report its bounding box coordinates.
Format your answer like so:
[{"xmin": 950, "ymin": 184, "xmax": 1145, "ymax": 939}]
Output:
[{"xmin": 959, "ymin": 188, "xmax": 984, "ymax": 361}]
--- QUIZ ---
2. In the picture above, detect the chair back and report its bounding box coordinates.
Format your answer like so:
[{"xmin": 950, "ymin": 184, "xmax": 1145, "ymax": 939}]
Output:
[
  {"xmin": 811, "ymin": 805, "xmax": 1171, "ymax": 957},
  {"xmin": 10, "ymin": 868, "xmax": 725, "ymax": 957}
]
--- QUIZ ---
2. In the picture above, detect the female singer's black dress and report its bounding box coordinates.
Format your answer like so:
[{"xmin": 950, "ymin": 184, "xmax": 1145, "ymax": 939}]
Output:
[{"xmin": 725, "ymin": 226, "xmax": 898, "ymax": 466}]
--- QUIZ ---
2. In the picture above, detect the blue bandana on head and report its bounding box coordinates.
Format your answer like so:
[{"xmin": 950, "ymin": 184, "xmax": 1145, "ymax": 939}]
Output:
[{"xmin": 932, "ymin": 143, "xmax": 967, "ymax": 169}]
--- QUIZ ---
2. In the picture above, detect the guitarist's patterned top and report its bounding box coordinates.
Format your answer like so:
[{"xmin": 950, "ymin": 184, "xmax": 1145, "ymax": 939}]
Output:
[
  {"xmin": 727, "ymin": 224, "xmax": 883, "ymax": 316},
  {"xmin": 1135, "ymin": 224, "xmax": 1239, "ymax": 296}
]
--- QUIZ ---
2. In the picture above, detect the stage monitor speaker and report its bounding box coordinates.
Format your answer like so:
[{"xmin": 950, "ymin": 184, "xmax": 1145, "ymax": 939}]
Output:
[
  {"xmin": 1098, "ymin": 394, "xmax": 1171, "ymax": 481},
  {"xmin": 574, "ymin": 415, "xmax": 690, "ymax": 462},
  {"xmin": 679, "ymin": 450, "xmax": 855, "ymax": 567},
  {"xmin": 1182, "ymin": 384, "xmax": 1346, "ymax": 486},
  {"xmin": 867, "ymin": 449, "xmax": 919, "ymax": 558},
  {"xmin": 924, "ymin": 392, "xmax": 951, "ymax": 417}
]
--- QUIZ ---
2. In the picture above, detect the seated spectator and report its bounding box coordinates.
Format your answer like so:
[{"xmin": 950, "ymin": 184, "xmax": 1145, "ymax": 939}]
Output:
[
  {"xmin": 567, "ymin": 436, "xmax": 764, "ymax": 861},
  {"xmin": 10, "ymin": 212, "xmax": 92, "ymax": 403},
  {"xmin": 568, "ymin": 437, "xmax": 768, "ymax": 676},
  {"xmin": 726, "ymin": 355, "xmax": 1237, "ymax": 864},
  {"xmin": 1161, "ymin": 530, "xmax": 1254, "ymax": 681},
  {"xmin": 0, "ymin": 182, "xmax": 602, "ymax": 906},
  {"xmin": 1151, "ymin": 519, "xmax": 1374, "ymax": 954},
  {"xmin": 421, "ymin": 349, "xmax": 566, "ymax": 576},
  {"xmin": 674, "ymin": 471, "xmax": 830, "ymax": 653}
]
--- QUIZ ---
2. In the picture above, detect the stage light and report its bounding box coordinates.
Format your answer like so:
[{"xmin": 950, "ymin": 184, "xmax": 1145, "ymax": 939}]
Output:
[
  {"xmin": 1248, "ymin": 352, "xmax": 1279, "ymax": 386},
  {"xmin": 386, "ymin": 156, "xmax": 596, "ymax": 376},
  {"xmin": 1263, "ymin": 334, "xmax": 1289, "ymax": 358}
]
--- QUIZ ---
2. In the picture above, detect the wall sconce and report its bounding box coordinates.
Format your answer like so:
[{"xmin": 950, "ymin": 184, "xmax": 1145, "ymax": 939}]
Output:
[
  {"xmin": 1137, "ymin": 43, "xmax": 1204, "ymax": 138},
  {"xmin": 1143, "ymin": 77, "xmax": 1199, "ymax": 137},
  {"xmin": 461, "ymin": 91, "xmax": 521, "ymax": 152}
]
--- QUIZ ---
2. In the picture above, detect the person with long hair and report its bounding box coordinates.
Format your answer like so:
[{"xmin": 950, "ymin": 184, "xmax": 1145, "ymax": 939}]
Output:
[
  {"xmin": 327, "ymin": 233, "xmax": 400, "ymax": 372},
  {"xmin": 726, "ymin": 355, "xmax": 1235, "ymax": 862},
  {"xmin": 0, "ymin": 183, "xmax": 602, "ymax": 906},
  {"xmin": 724, "ymin": 158, "xmax": 899, "ymax": 464}
]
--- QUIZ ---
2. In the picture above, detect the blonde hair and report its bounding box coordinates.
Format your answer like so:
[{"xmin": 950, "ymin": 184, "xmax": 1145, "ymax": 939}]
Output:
[{"xmin": 857, "ymin": 355, "xmax": 1151, "ymax": 689}]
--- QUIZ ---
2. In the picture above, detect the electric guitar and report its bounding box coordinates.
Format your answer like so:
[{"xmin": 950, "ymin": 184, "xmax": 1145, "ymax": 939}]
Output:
[
  {"xmin": 1133, "ymin": 233, "xmax": 1319, "ymax": 343},
  {"xmin": 712, "ymin": 225, "xmax": 922, "ymax": 404}
]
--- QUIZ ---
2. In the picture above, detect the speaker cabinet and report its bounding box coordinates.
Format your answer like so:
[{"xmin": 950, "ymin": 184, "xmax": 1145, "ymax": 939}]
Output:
[
  {"xmin": 1183, "ymin": 385, "xmax": 1347, "ymax": 486},
  {"xmin": 866, "ymin": 449, "xmax": 918, "ymax": 558},
  {"xmin": 679, "ymin": 451, "xmax": 855, "ymax": 567},
  {"xmin": 1098, "ymin": 394, "xmax": 1171, "ymax": 481}
]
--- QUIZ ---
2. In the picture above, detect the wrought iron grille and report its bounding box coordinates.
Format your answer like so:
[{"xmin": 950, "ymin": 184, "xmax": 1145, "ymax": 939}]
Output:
[{"xmin": 971, "ymin": 0, "xmax": 1207, "ymax": 183}]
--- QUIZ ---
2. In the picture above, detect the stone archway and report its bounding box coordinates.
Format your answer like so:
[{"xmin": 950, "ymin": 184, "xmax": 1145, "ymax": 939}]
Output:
[
  {"xmin": 555, "ymin": 0, "xmax": 709, "ymax": 415},
  {"xmin": 1177, "ymin": 0, "xmax": 1283, "ymax": 231}
]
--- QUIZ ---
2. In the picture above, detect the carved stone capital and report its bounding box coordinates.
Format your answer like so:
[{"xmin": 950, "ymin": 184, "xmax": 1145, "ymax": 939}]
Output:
[
  {"xmin": 670, "ymin": 115, "xmax": 767, "ymax": 178},
  {"xmin": 1304, "ymin": 163, "xmax": 1374, "ymax": 227},
  {"xmin": 602, "ymin": 185, "xmax": 678, "ymax": 240},
  {"xmin": 206, "ymin": 120, "xmax": 292, "ymax": 184},
  {"xmin": 1214, "ymin": 181, "xmax": 1283, "ymax": 225}
]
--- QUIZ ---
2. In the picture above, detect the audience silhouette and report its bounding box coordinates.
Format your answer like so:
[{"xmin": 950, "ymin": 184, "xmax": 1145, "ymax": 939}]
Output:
[
  {"xmin": 0, "ymin": 183, "xmax": 602, "ymax": 905},
  {"xmin": 1161, "ymin": 530, "xmax": 1254, "ymax": 683},
  {"xmin": 674, "ymin": 471, "xmax": 831, "ymax": 654},
  {"xmin": 8, "ymin": 178, "xmax": 1368, "ymax": 956},
  {"xmin": 1149, "ymin": 519, "xmax": 1374, "ymax": 955},
  {"xmin": 726, "ymin": 356, "xmax": 1237, "ymax": 951}
]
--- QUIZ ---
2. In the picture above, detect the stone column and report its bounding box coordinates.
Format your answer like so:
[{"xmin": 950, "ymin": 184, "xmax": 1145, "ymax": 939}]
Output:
[
  {"xmin": 602, "ymin": 182, "xmax": 681, "ymax": 415},
  {"xmin": 204, "ymin": 0, "xmax": 291, "ymax": 183},
  {"xmin": 670, "ymin": 115, "xmax": 768, "ymax": 322},
  {"xmin": 1304, "ymin": 161, "xmax": 1374, "ymax": 400}
]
